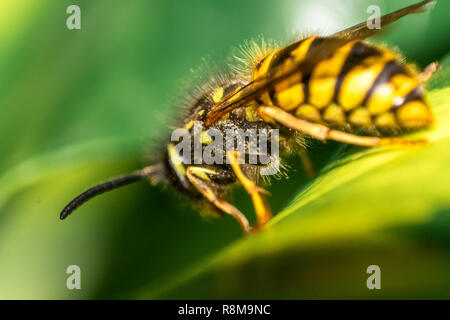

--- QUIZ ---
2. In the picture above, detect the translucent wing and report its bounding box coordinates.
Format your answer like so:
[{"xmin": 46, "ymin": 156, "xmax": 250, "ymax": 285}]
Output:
[
  {"xmin": 205, "ymin": 0, "xmax": 436, "ymax": 126},
  {"xmin": 333, "ymin": 0, "xmax": 436, "ymax": 40}
]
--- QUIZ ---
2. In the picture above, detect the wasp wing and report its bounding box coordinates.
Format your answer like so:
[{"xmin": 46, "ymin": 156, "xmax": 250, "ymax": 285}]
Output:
[{"xmin": 333, "ymin": 0, "xmax": 436, "ymax": 40}]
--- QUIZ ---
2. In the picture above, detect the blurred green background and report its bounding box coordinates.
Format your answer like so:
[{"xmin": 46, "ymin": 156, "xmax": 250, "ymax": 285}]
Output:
[{"xmin": 0, "ymin": 0, "xmax": 449, "ymax": 299}]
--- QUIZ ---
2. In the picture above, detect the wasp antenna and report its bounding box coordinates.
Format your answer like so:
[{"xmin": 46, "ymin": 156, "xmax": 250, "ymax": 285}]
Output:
[{"xmin": 59, "ymin": 165, "xmax": 160, "ymax": 220}]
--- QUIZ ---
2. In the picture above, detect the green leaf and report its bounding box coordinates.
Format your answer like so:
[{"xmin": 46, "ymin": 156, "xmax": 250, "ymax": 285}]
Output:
[
  {"xmin": 1, "ymin": 0, "xmax": 449, "ymax": 298},
  {"xmin": 139, "ymin": 61, "xmax": 450, "ymax": 299}
]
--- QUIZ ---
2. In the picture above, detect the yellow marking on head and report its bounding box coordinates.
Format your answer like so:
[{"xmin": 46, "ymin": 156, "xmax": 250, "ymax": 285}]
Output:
[
  {"xmin": 212, "ymin": 87, "xmax": 224, "ymax": 104},
  {"xmin": 375, "ymin": 112, "xmax": 397, "ymax": 128},
  {"xmin": 323, "ymin": 104, "xmax": 346, "ymax": 125},
  {"xmin": 309, "ymin": 41, "xmax": 356, "ymax": 108},
  {"xmin": 295, "ymin": 104, "xmax": 321, "ymax": 122},
  {"xmin": 200, "ymin": 131, "xmax": 213, "ymax": 144},
  {"xmin": 188, "ymin": 167, "xmax": 217, "ymax": 182},
  {"xmin": 397, "ymin": 101, "xmax": 433, "ymax": 128},
  {"xmin": 168, "ymin": 144, "xmax": 187, "ymax": 181},
  {"xmin": 184, "ymin": 120, "xmax": 194, "ymax": 130},
  {"xmin": 194, "ymin": 109, "xmax": 206, "ymax": 121},
  {"xmin": 349, "ymin": 107, "xmax": 372, "ymax": 127}
]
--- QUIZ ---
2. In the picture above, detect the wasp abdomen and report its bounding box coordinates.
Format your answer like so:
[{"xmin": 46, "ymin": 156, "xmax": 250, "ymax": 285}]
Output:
[{"xmin": 254, "ymin": 37, "xmax": 433, "ymax": 133}]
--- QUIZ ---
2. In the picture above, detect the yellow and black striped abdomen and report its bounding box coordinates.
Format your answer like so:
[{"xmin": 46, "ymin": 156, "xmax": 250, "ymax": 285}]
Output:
[{"xmin": 253, "ymin": 37, "xmax": 433, "ymax": 133}]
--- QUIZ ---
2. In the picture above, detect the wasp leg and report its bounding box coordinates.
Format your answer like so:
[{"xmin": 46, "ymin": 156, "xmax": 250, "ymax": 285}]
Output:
[
  {"xmin": 299, "ymin": 149, "xmax": 316, "ymax": 178},
  {"xmin": 258, "ymin": 105, "xmax": 426, "ymax": 147},
  {"xmin": 326, "ymin": 130, "xmax": 426, "ymax": 146},
  {"xmin": 419, "ymin": 61, "xmax": 441, "ymax": 83},
  {"xmin": 226, "ymin": 150, "xmax": 273, "ymax": 228},
  {"xmin": 186, "ymin": 166, "xmax": 251, "ymax": 234}
]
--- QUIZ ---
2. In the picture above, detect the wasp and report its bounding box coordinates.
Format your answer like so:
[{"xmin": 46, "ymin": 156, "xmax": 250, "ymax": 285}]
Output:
[{"xmin": 60, "ymin": 0, "xmax": 439, "ymax": 233}]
